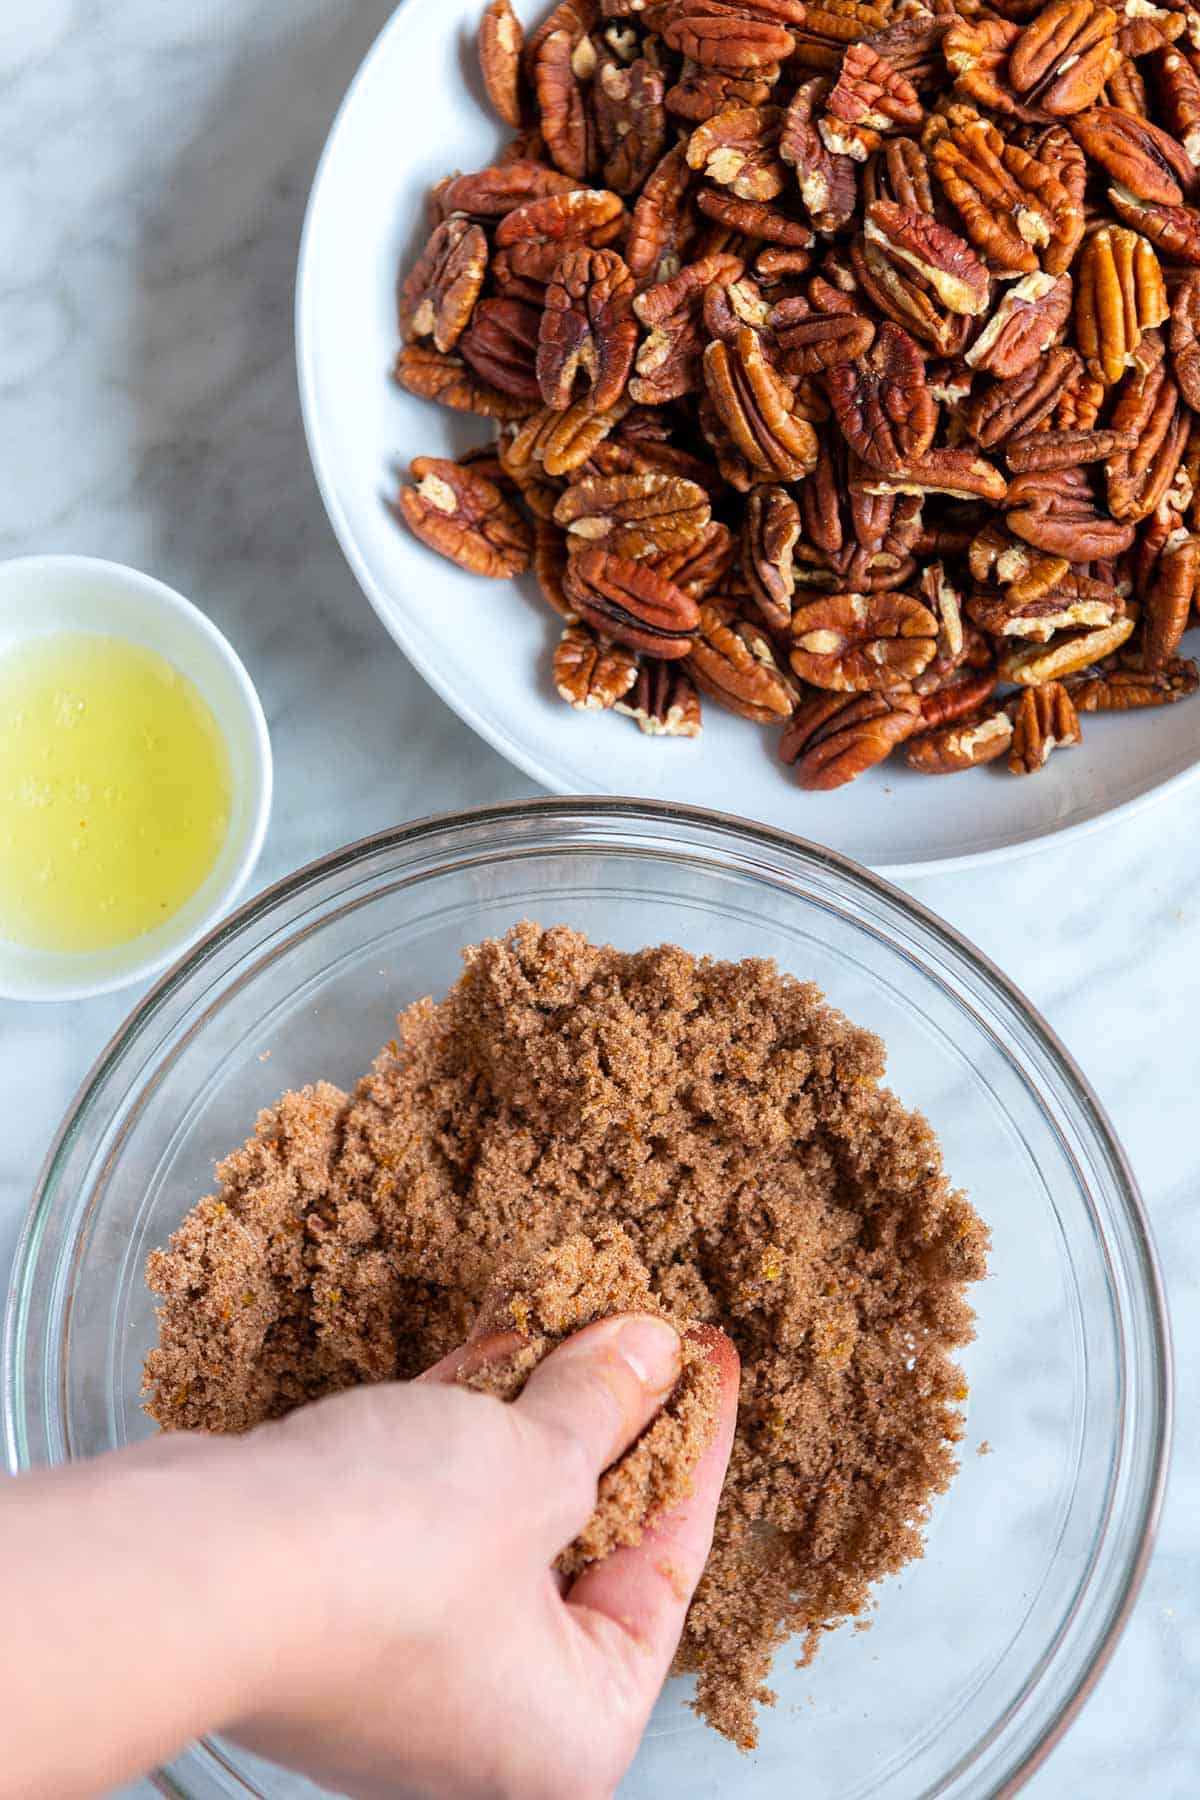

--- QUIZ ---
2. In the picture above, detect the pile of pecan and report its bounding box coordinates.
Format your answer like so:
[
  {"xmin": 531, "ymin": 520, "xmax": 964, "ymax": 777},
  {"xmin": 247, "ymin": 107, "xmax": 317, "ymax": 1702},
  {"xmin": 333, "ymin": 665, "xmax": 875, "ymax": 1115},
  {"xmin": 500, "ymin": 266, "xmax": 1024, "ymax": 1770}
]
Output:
[{"xmin": 393, "ymin": 0, "xmax": 1200, "ymax": 788}]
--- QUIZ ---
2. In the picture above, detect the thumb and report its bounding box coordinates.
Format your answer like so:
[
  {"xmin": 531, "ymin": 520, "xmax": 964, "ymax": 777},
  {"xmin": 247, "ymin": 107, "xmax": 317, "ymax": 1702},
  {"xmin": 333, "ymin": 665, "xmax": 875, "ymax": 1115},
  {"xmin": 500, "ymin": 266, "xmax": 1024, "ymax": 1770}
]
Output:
[{"xmin": 515, "ymin": 1314, "xmax": 682, "ymax": 1557}]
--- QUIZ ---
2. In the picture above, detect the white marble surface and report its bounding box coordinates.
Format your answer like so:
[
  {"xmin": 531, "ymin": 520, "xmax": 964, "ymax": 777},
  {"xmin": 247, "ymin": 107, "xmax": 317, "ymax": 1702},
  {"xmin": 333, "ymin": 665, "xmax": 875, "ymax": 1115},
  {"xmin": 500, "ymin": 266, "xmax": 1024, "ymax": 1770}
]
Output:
[{"xmin": 0, "ymin": 2, "xmax": 1195, "ymax": 1795}]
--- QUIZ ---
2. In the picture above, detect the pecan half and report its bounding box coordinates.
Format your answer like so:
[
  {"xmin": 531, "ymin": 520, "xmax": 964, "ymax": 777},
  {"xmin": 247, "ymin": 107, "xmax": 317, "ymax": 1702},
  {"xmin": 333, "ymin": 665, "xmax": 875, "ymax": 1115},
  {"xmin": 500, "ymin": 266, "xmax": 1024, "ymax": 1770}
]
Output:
[
  {"xmin": 964, "ymin": 271, "xmax": 1074, "ymax": 377},
  {"xmin": 961, "ymin": 345, "xmax": 1082, "ymax": 446},
  {"xmin": 968, "ymin": 570, "xmax": 1123, "ymax": 639},
  {"xmin": 563, "ymin": 548, "xmax": 701, "ymax": 654},
  {"xmin": 1006, "ymin": 426, "xmax": 1138, "ymax": 471},
  {"xmin": 1105, "ymin": 342, "xmax": 1189, "ymax": 520},
  {"xmin": 553, "ymin": 623, "xmax": 639, "ymax": 708},
  {"xmin": 533, "ymin": 515, "xmax": 576, "ymax": 618},
  {"xmin": 770, "ymin": 294, "xmax": 876, "ymax": 375},
  {"xmin": 593, "ymin": 53, "xmax": 667, "ymax": 194},
  {"xmin": 1074, "ymin": 225, "xmax": 1169, "ymax": 384},
  {"xmin": 1068, "ymin": 105, "xmax": 1195, "ymax": 204},
  {"xmin": 398, "ymin": 456, "xmax": 532, "ymax": 577},
  {"xmin": 996, "ymin": 611, "xmax": 1136, "ymax": 681},
  {"xmin": 626, "ymin": 142, "xmax": 696, "ymax": 284},
  {"xmin": 1008, "ymin": 0, "xmax": 1120, "ymax": 116},
  {"xmin": 1171, "ymin": 270, "xmax": 1200, "ymax": 411},
  {"xmin": 648, "ymin": 520, "xmax": 738, "ymax": 598},
  {"xmin": 780, "ymin": 76, "xmax": 859, "ymax": 232},
  {"xmin": 661, "ymin": 4, "xmax": 796, "ymax": 72},
  {"xmin": 1144, "ymin": 529, "xmax": 1200, "ymax": 667},
  {"xmin": 554, "ymin": 470, "xmax": 712, "ymax": 555},
  {"xmin": 858, "ymin": 447, "xmax": 1008, "ymax": 501},
  {"xmin": 1066, "ymin": 656, "xmax": 1200, "ymax": 707},
  {"xmin": 1006, "ymin": 465, "xmax": 1137, "ymax": 557},
  {"xmin": 916, "ymin": 669, "xmax": 999, "ymax": 728},
  {"xmin": 537, "ymin": 247, "xmax": 637, "ymax": 410},
  {"xmin": 819, "ymin": 41, "xmax": 923, "ymax": 163},
  {"xmin": 436, "ymin": 161, "xmax": 580, "ymax": 220},
  {"xmin": 931, "ymin": 112, "xmax": 1083, "ymax": 276},
  {"xmin": 789, "ymin": 589, "xmax": 939, "ymax": 690},
  {"xmin": 504, "ymin": 395, "xmax": 628, "ymax": 479},
  {"xmin": 1106, "ymin": 184, "xmax": 1200, "ymax": 265},
  {"xmin": 393, "ymin": 345, "xmax": 535, "ymax": 419},
  {"xmin": 826, "ymin": 321, "xmax": 936, "ymax": 471},
  {"xmin": 781, "ymin": 690, "xmax": 922, "ymax": 788},
  {"xmin": 703, "ymin": 326, "xmax": 819, "ymax": 477},
  {"xmin": 686, "ymin": 603, "xmax": 798, "ymax": 720},
  {"xmin": 687, "ymin": 104, "xmax": 788, "ymax": 202},
  {"xmin": 494, "ymin": 187, "xmax": 624, "ymax": 247},
  {"xmin": 863, "ymin": 200, "xmax": 990, "ymax": 315},
  {"xmin": 614, "ymin": 660, "xmax": 704, "ymax": 734},
  {"xmin": 904, "ymin": 707, "xmax": 1014, "ymax": 772},
  {"xmin": 460, "ymin": 297, "xmax": 544, "ymax": 401},
  {"xmin": 1154, "ymin": 45, "xmax": 1200, "ymax": 167},
  {"xmin": 743, "ymin": 485, "xmax": 802, "ymax": 630},
  {"xmin": 399, "ymin": 217, "xmax": 489, "ymax": 354},
  {"xmin": 1006, "ymin": 680, "xmax": 1082, "ymax": 771},
  {"xmin": 534, "ymin": 27, "xmax": 595, "ymax": 180},
  {"xmin": 479, "ymin": 0, "xmax": 526, "ymax": 129}
]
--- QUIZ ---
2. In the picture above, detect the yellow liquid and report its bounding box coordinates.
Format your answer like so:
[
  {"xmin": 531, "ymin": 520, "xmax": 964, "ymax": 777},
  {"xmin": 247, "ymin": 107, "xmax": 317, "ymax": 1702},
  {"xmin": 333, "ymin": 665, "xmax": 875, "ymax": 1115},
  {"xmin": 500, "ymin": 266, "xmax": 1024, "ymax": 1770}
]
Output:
[{"xmin": 0, "ymin": 633, "xmax": 233, "ymax": 953}]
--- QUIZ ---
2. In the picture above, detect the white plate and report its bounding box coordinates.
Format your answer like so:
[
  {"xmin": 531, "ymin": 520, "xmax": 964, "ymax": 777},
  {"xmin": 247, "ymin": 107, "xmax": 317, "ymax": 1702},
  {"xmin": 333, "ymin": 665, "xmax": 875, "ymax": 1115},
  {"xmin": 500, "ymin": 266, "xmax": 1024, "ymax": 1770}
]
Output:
[{"xmin": 296, "ymin": 0, "xmax": 1200, "ymax": 875}]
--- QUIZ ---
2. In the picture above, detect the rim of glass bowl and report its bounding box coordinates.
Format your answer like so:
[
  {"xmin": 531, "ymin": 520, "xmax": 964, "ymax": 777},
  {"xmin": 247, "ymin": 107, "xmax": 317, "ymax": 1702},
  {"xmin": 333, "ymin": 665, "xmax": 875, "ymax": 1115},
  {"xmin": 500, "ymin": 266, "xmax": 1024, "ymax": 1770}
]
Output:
[{"xmin": 2, "ymin": 797, "xmax": 1172, "ymax": 1800}]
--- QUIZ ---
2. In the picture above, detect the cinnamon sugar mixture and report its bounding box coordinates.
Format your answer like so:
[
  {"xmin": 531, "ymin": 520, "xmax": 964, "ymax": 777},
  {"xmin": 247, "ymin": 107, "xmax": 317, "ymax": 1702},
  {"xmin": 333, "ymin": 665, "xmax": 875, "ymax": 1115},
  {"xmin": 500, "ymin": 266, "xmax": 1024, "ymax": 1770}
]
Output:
[{"xmin": 144, "ymin": 923, "xmax": 988, "ymax": 1747}]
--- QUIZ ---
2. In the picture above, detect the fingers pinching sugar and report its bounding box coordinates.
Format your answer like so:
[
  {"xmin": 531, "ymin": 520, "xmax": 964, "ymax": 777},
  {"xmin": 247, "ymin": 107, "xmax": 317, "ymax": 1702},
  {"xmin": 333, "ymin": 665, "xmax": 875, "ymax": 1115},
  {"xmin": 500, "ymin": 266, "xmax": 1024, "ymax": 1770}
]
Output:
[
  {"xmin": 515, "ymin": 1314, "xmax": 683, "ymax": 1551},
  {"xmin": 566, "ymin": 1326, "xmax": 740, "ymax": 1694}
]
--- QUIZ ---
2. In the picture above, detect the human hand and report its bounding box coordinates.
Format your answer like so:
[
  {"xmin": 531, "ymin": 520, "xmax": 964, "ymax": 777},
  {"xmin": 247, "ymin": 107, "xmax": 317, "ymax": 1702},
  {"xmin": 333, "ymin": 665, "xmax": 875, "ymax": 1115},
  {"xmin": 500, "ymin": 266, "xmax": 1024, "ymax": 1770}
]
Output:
[{"xmin": 228, "ymin": 1313, "xmax": 739, "ymax": 1800}]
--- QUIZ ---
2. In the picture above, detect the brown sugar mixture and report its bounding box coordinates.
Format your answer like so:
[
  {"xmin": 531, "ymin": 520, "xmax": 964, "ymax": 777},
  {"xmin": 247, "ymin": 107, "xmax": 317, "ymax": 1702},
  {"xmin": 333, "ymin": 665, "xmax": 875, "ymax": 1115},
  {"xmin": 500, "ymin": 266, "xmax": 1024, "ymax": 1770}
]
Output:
[{"xmin": 144, "ymin": 923, "xmax": 988, "ymax": 1747}]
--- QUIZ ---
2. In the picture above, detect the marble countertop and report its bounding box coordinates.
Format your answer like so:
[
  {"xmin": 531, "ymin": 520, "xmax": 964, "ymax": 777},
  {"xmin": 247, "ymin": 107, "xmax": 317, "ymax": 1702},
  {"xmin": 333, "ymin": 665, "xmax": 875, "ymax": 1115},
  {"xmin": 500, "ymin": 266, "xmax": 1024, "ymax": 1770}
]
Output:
[{"xmin": 0, "ymin": 2, "xmax": 1195, "ymax": 1795}]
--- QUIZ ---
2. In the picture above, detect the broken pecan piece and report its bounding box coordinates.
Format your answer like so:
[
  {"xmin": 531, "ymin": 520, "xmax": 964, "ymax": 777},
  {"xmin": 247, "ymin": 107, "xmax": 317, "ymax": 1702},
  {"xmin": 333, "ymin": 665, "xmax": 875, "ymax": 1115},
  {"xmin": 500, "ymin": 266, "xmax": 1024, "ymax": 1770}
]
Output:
[
  {"xmin": 1006, "ymin": 680, "xmax": 1082, "ymax": 772},
  {"xmin": 554, "ymin": 470, "xmax": 712, "ymax": 556},
  {"xmin": 789, "ymin": 589, "xmax": 939, "ymax": 690},
  {"xmin": 562, "ymin": 548, "xmax": 701, "ymax": 655},
  {"xmin": 553, "ymin": 622, "xmax": 639, "ymax": 709},
  {"xmin": 398, "ymin": 456, "xmax": 533, "ymax": 577},
  {"xmin": 781, "ymin": 690, "xmax": 922, "ymax": 788}
]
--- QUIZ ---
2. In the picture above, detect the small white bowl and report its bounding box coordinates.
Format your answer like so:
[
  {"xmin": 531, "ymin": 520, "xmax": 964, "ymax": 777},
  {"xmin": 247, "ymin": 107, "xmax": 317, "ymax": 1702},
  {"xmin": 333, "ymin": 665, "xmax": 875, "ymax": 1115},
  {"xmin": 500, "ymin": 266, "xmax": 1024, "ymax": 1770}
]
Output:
[{"xmin": 0, "ymin": 555, "xmax": 272, "ymax": 1003}]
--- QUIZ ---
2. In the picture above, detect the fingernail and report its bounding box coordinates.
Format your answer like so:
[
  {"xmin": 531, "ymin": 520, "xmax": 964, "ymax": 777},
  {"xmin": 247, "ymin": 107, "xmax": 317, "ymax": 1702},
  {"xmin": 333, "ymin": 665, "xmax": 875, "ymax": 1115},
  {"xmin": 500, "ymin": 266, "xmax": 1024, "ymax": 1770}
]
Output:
[{"xmin": 606, "ymin": 1314, "xmax": 681, "ymax": 1395}]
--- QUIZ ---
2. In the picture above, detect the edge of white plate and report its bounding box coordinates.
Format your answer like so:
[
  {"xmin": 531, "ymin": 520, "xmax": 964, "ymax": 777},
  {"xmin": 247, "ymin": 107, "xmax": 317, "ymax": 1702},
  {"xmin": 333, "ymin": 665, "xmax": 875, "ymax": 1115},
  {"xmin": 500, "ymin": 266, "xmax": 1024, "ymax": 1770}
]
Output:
[{"xmin": 294, "ymin": 0, "xmax": 1200, "ymax": 880}]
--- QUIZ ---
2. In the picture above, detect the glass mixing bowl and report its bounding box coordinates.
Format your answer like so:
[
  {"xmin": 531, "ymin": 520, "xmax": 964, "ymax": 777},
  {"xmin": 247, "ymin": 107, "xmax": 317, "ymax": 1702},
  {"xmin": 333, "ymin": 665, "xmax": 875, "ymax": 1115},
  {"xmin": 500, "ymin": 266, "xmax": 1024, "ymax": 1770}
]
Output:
[{"xmin": 3, "ymin": 800, "xmax": 1170, "ymax": 1800}]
